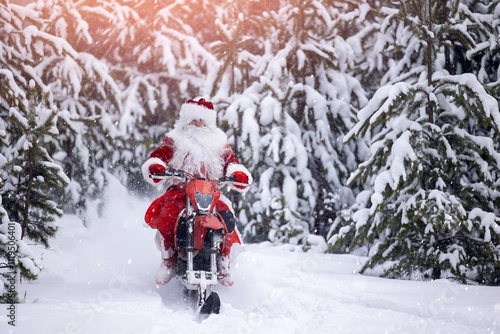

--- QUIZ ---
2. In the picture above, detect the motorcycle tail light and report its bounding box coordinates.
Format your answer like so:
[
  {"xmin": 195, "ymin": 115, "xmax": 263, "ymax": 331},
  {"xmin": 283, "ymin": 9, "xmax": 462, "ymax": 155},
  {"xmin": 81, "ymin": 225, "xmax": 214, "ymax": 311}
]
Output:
[{"xmin": 195, "ymin": 193, "xmax": 214, "ymax": 211}]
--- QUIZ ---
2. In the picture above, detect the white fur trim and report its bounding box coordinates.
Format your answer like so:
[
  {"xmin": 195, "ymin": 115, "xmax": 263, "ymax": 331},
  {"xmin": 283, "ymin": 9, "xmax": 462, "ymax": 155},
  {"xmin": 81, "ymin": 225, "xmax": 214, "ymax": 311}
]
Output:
[
  {"xmin": 226, "ymin": 163, "xmax": 253, "ymax": 193},
  {"xmin": 142, "ymin": 157, "xmax": 167, "ymax": 186},
  {"xmin": 177, "ymin": 102, "xmax": 216, "ymax": 128}
]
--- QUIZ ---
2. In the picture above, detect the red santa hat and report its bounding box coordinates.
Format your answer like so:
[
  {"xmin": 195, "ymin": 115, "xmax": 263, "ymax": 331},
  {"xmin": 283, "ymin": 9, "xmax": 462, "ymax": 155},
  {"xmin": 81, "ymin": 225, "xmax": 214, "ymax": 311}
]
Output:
[{"xmin": 176, "ymin": 98, "xmax": 217, "ymax": 128}]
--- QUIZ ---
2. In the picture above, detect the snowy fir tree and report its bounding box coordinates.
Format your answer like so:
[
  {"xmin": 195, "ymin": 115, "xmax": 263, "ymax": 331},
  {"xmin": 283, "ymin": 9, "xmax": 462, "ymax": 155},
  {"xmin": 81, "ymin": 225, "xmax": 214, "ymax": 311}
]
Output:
[
  {"xmin": 2, "ymin": 83, "xmax": 69, "ymax": 248},
  {"xmin": 211, "ymin": 0, "xmax": 370, "ymax": 245},
  {"xmin": 37, "ymin": 6, "xmax": 122, "ymax": 218},
  {"xmin": 330, "ymin": 0, "xmax": 500, "ymax": 284},
  {"xmin": 0, "ymin": 0, "xmax": 65, "ymax": 301},
  {"xmin": 0, "ymin": 90, "xmax": 39, "ymax": 303},
  {"xmin": 0, "ymin": 84, "xmax": 63, "ymax": 301}
]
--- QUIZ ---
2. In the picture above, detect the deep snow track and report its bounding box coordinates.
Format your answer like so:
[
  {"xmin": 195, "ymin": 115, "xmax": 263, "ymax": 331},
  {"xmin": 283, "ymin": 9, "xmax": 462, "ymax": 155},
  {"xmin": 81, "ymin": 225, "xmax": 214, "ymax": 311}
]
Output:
[{"xmin": 2, "ymin": 179, "xmax": 499, "ymax": 334}]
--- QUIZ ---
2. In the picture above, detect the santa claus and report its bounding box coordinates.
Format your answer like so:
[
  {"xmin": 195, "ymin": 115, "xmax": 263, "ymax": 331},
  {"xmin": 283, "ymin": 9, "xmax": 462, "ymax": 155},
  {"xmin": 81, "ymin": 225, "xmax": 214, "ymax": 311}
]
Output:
[{"xmin": 142, "ymin": 98, "xmax": 252, "ymax": 286}]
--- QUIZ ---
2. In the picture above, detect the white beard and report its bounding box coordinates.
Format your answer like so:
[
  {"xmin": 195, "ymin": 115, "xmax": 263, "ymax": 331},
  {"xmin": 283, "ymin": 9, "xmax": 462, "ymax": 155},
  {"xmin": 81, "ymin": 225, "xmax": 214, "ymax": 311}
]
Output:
[{"xmin": 167, "ymin": 124, "xmax": 229, "ymax": 179}]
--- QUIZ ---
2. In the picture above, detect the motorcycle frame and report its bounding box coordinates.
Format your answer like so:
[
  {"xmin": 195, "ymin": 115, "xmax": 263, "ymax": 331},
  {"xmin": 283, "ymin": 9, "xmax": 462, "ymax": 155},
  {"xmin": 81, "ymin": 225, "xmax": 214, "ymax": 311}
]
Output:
[{"xmin": 179, "ymin": 178, "xmax": 226, "ymax": 292}]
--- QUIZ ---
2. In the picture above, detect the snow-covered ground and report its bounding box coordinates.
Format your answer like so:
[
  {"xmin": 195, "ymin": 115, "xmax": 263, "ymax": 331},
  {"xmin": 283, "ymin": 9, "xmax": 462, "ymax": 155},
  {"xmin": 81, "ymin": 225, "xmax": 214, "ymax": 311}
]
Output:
[{"xmin": 2, "ymin": 178, "xmax": 500, "ymax": 334}]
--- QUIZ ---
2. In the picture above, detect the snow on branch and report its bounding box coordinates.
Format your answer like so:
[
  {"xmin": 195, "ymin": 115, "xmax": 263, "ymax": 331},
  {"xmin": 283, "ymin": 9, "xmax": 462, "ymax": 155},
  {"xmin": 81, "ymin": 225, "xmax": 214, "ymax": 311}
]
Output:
[{"xmin": 434, "ymin": 73, "xmax": 500, "ymax": 128}]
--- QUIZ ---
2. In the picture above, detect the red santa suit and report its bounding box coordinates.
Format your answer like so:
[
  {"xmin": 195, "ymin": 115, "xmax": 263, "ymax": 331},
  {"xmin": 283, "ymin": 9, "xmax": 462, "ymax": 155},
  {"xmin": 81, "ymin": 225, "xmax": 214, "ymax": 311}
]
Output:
[{"xmin": 142, "ymin": 98, "xmax": 252, "ymax": 286}]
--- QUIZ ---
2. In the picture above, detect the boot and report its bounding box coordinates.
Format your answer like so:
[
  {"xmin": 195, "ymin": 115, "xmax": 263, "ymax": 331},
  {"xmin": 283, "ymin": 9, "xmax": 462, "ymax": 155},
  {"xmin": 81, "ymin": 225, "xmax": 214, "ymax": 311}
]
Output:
[
  {"xmin": 155, "ymin": 231, "xmax": 177, "ymax": 285},
  {"xmin": 217, "ymin": 256, "xmax": 233, "ymax": 287},
  {"xmin": 156, "ymin": 252, "xmax": 177, "ymax": 285}
]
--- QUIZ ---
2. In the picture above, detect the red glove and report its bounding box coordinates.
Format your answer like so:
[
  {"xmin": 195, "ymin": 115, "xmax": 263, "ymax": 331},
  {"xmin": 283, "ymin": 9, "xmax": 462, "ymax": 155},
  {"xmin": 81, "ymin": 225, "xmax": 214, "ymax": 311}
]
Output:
[
  {"xmin": 149, "ymin": 164, "xmax": 166, "ymax": 183},
  {"xmin": 231, "ymin": 171, "xmax": 249, "ymax": 190}
]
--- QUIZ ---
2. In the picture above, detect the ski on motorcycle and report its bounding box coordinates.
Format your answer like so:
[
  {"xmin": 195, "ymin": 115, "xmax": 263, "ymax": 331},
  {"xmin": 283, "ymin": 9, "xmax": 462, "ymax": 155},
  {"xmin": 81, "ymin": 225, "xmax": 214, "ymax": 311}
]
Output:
[{"xmin": 150, "ymin": 167, "xmax": 248, "ymax": 316}]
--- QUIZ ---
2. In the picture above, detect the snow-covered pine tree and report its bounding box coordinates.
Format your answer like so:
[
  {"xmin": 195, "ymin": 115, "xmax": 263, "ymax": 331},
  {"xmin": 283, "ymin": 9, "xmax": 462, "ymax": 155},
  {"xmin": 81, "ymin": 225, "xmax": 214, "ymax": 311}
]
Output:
[
  {"xmin": 2, "ymin": 83, "xmax": 69, "ymax": 248},
  {"xmin": 214, "ymin": 0, "xmax": 369, "ymax": 246},
  {"xmin": 301, "ymin": 0, "xmax": 371, "ymax": 241},
  {"xmin": 18, "ymin": 0, "xmax": 121, "ymax": 220},
  {"xmin": 332, "ymin": 0, "xmax": 500, "ymax": 284},
  {"xmin": 0, "ymin": 1, "xmax": 45, "ymax": 302},
  {"xmin": 0, "ymin": 75, "xmax": 39, "ymax": 302},
  {"xmin": 326, "ymin": 0, "xmax": 406, "ymax": 253},
  {"xmin": 206, "ymin": 1, "xmax": 267, "ymax": 237}
]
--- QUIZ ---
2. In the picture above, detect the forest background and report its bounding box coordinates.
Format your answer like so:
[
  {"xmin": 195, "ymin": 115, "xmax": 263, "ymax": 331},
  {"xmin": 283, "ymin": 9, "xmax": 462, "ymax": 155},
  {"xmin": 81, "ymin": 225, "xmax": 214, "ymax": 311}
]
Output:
[{"xmin": 1, "ymin": 0, "xmax": 500, "ymax": 302}]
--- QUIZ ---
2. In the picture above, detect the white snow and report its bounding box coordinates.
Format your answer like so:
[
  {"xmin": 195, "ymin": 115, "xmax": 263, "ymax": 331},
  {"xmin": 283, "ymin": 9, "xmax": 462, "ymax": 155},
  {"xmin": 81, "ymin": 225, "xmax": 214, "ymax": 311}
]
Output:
[{"xmin": 2, "ymin": 178, "xmax": 500, "ymax": 334}]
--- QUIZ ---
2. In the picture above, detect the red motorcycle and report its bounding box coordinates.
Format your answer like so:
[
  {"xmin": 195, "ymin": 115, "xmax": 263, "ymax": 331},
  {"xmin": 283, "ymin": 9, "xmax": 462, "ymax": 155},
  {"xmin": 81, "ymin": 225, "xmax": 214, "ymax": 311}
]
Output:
[{"xmin": 151, "ymin": 168, "xmax": 248, "ymax": 316}]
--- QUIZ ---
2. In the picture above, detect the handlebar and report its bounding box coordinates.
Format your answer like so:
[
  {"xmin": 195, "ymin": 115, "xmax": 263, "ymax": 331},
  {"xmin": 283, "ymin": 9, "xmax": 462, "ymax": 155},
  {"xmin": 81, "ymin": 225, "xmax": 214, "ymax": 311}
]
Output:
[
  {"xmin": 150, "ymin": 168, "xmax": 250, "ymax": 187},
  {"xmin": 152, "ymin": 167, "xmax": 187, "ymax": 179}
]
